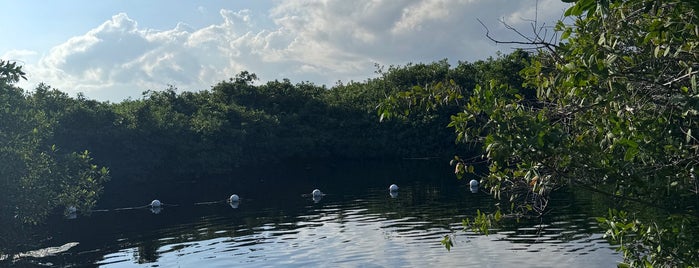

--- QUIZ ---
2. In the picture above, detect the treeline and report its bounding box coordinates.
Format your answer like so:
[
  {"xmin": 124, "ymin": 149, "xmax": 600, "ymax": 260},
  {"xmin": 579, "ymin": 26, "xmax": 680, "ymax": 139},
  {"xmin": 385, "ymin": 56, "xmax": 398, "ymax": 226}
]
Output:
[
  {"xmin": 39, "ymin": 70, "xmax": 454, "ymax": 181},
  {"xmin": 35, "ymin": 55, "xmax": 530, "ymax": 182}
]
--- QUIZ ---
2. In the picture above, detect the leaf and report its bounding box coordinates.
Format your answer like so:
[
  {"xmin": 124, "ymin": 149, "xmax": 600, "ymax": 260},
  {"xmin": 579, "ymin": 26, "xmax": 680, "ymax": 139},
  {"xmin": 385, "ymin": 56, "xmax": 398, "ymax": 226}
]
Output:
[
  {"xmin": 654, "ymin": 45, "xmax": 661, "ymax": 57},
  {"xmin": 441, "ymin": 235, "xmax": 454, "ymax": 251},
  {"xmin": 565, "ymin": 0, "xmax": 595, "ymax": 16},
  {"xmin": 624, "ymin": 147, "xmax": 639, "ymax": 161},
  {"xmin": 561, "ymin": 28, "xmax": 572, "ymax": 40},
  {"xmin": 537, "ymin": 131, "xmax": 546, "ymax": 147},
  {"xmin": 617, "ymin": 263, "xmax": 631, "ymax": 268}
]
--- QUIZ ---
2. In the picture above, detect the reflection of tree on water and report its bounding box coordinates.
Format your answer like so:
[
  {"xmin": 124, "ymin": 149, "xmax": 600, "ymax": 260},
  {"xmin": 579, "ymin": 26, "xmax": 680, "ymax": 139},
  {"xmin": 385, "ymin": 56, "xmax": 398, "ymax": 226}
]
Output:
[
  {"xmin": 0, "ymin": 221, "xmax": 40, "ymax": 265},
  {"xmin": 0, "ymin": 217, "xmax": 80, "ymax": 266},
  {"xmin": 463, "ymin": 187, "xmax": 618, "ymax": 246},
  {"xmin": 135, "ymin": 240, "xmax": 160, "ymax": 264}
]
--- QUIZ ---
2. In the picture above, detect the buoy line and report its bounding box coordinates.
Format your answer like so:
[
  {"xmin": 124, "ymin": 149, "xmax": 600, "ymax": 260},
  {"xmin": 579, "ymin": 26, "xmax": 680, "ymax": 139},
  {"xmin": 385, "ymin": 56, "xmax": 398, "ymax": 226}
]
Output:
[{"xmin": 64, "ymin": 182, "xmax": 477, "ymax": 218}]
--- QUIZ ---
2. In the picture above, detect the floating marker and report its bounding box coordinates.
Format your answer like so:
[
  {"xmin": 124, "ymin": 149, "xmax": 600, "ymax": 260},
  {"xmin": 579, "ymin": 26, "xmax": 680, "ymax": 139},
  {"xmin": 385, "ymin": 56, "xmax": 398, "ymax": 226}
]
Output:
[
  {"xmin": 389, "ymin": 184, "xmax": 399, "ymax": 192},
  {"xmin": 229, "ymin": 194, "xmax": 240, "ymax": 203},
  {"xmin": 312, "ymin": 189, "xmax": 322, "ymax": 197},
  {"xmin": 150, "ymin": 199, "xmax": 162, "ymax": 207}
]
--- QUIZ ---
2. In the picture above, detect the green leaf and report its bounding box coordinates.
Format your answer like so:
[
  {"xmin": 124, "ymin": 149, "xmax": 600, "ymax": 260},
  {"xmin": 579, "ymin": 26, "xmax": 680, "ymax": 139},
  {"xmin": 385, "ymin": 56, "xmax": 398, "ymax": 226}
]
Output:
[
  {"xmin": 624, "ymin": 147, "xmax": 639, "ymax": 161},
  {"xmin": 441, "ymin": 235, "xmax": 454, "ymax": 251},
  {"xmin": 537, "ymin": 131, "xmax": 546, "ymax": 147},
  {"xmin": 561, "ymin": 28, "xmax": 572, "ymax": 40},
  {"xmin": 617, "ymin": 263, "xmax": 631, "ymax": 268}
]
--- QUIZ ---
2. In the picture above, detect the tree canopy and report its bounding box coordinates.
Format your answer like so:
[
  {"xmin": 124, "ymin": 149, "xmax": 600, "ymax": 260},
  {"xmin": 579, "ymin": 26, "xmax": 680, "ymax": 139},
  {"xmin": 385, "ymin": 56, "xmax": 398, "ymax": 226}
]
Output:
[
  {"xmin": 381, "ymin": 0, "xmax": 698, "ymax": 266},
  {"xmin": 0, "ymin": 61, "xmax": 110, "ymax": 258}
]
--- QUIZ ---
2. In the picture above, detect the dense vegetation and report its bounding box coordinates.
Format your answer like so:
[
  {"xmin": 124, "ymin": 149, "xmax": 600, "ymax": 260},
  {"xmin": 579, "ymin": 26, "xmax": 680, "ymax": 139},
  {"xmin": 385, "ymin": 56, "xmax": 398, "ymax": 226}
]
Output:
[
  {"xmin": 1, "ymin": 60, "xmax": 110, "ymax": 258},
  {"xmin": 380, "ymin": 0, "xmax": 699, "ymax": 266}
]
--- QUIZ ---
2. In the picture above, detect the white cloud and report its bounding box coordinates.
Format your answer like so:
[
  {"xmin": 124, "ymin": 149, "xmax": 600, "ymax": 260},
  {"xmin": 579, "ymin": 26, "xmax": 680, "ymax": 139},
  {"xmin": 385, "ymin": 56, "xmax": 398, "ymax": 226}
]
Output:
[
  {"xmin": 15, "ymin": 0, "xmax": 571, "ymax": 102},
  {"xmin": 391, "ymin": 0, "xmax": 467, "ymax": 34},
  {"xmin": 2, "ymin": 49, "xmax": 38, "ymax": 61}
]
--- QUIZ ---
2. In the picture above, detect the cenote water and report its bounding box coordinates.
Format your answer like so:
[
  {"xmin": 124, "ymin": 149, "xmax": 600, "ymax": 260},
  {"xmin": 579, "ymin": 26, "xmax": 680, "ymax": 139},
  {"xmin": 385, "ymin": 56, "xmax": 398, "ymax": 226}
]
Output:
[{"xmin": 14, "ymin": 160, "xmax": 622, "ymax": 267}]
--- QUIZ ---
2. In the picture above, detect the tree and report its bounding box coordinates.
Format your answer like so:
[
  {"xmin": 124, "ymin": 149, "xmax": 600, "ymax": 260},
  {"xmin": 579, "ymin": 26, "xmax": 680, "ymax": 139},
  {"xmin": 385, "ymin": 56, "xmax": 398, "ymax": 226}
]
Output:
[
  {"xmin": 380, "ymin": 0, "xmax": 699, "ymax": 266},
  {"xmin": 0, "ymin": 61, "xmax": 110, "ymax": 258}
]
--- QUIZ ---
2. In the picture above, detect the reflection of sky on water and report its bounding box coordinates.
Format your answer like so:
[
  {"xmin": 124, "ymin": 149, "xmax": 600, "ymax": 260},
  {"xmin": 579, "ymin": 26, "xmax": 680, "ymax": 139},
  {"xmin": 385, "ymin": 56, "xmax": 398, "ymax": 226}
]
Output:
[{"xmin": 98, "ymin": 203, "xmax": 619, "ymax": 268}]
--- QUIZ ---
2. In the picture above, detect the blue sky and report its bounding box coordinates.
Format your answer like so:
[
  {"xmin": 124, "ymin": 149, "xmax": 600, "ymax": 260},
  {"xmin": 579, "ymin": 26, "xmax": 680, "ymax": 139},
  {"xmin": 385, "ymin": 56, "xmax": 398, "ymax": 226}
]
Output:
[{"xmin": 2, "ymin": 0, "xmax": 570, "ymax": 102}]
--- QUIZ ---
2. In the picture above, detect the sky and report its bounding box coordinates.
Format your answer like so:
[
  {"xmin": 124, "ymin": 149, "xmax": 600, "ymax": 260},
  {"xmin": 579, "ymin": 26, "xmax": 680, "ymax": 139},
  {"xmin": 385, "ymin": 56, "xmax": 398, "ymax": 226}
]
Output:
[{"xmin": 1, "ymin": 0, "xmax": 571, "ymax": 102}]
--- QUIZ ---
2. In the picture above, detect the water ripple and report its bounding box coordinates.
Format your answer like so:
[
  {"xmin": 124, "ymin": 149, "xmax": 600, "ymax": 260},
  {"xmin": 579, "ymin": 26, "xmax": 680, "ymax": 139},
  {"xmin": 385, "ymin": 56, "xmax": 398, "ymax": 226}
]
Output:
[{"xmin": 28, "ymin": 165, "xmax": 622, "ymax": 267}]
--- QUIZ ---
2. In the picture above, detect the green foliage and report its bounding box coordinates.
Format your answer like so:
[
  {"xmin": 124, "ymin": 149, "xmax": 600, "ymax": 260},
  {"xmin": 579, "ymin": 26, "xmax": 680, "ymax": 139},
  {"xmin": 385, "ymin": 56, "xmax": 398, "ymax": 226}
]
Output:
[
  {"xmin": 462, "ymin": 209, "xmax": 503, "ymax": 235},
  {"xmin": 0, "ymin": 62, "xmax": 110, "ymax": 257},
  {"xmin": 19, "ymin": 66, "xmax": 467, "ymax": 183},
  {"xmin": 597, "ymin": 209, "xmax": 699, "ymax": 267},
  {"xmin": 379, "ymin": 1, "xmax": 699, "ymax": 265},
  {"xmin": 0, "ymin": 72, "xmax": 110, "ymax": 225},
  {"xmin": 0, "ymin": 60, "xmax": 26, "ymax": 85},
  {"xmin": 440, "ymin": 235, "xmax": 454, "ymax": 252}
]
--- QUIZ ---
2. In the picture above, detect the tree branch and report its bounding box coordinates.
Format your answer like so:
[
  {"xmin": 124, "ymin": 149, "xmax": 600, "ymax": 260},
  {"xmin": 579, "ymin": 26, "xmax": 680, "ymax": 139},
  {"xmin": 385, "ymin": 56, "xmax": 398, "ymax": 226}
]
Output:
[{"xmin": 476, "ymin": 18, "xmax": 562, "ymax": 63}]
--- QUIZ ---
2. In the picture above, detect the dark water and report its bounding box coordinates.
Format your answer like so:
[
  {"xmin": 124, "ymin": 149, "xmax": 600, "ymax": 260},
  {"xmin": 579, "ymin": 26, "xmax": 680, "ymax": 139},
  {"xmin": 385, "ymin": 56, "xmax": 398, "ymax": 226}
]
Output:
[{"xmin": 15, "ymin": 160, "xmax": 621, "ymax": 267}]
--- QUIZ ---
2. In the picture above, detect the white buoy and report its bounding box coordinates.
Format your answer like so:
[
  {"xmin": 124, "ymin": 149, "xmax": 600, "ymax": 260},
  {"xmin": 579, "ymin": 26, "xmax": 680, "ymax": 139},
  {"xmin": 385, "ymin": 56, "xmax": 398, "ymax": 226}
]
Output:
[
  {"xmin": 150, "ymin": 199, "xmax": 162, "ymax": 207},
  {"xmin": 389, "ymin": 184, "xmax": 399, "ymax": 192},
  {"xmin": 312, "ymin": 189, "xmax": 323, "ymax": 197},
  {"xmin": 229, "ymin": 194, "xmax": 240, "ymax": 203}
]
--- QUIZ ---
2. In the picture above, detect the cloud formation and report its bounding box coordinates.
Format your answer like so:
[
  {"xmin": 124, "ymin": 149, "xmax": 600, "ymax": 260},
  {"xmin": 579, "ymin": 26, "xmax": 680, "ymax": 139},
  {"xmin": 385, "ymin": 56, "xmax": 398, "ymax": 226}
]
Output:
[{"xmin": 10, "ymin": 0, "xmax": 570, "ymax": 102}]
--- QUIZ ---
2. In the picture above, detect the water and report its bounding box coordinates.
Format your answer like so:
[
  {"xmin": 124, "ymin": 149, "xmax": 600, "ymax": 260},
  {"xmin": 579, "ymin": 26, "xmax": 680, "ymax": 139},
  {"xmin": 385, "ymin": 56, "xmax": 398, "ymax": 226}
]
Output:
[{"xmin": 14, "ymin": 160, "xmax": 621, "ymax": 267}]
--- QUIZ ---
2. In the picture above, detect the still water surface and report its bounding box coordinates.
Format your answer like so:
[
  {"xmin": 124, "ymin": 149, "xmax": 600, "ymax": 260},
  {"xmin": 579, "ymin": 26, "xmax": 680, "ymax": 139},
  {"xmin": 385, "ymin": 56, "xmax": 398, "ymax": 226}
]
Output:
[{"xmin": 26, "ymin": 161, "xmax": 621, "ymax": 267}]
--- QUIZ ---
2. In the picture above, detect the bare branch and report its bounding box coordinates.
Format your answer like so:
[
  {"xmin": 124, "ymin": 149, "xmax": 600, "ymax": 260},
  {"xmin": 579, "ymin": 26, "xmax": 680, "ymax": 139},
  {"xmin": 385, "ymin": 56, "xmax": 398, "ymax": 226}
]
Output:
[
  {"xmin": 662, "ymin": 70, "xmax": 699, "ymax": 86},
  {"xmin": 477, "ymin": 18, "xmax": 562, "ymax": 63}
]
